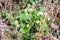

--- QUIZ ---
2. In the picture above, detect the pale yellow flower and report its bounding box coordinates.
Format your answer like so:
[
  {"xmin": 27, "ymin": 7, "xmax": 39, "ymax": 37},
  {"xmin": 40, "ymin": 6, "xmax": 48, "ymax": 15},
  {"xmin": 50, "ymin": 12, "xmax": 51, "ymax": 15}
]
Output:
[{"xmin": 37, "ymin": 12, "xmax": 43, "ymax": 16}]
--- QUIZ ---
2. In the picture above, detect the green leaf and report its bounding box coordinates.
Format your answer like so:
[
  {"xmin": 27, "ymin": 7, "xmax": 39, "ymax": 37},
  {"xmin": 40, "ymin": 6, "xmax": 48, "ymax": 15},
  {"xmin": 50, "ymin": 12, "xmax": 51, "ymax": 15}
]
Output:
[
  {"xmin": 40, "ymin": 7, "xmax": 45, "ymax": 13},
  {"xmin": 11, "ymin": 18, "xmax": 17, "ymax": 27},
  {"xmin": 31, "ymin": 33, "xmax": 38, "ymax": 38},
  {"xmin": 6, "ymin": 13, "xmax": 11, "ymax": 18},
  {"xmin": 20, "ymin": 28, "xmax": 29, "ymax": 34},
  {"xmin": 22, "ymin": 0, "xmax": 26, "ymax": 3},
  {"xmin": 30, "ymin": 0, "xmax": 35, "ymax": 3},
  {"xmin": 20, "ymin": 13, "xmax": 29, "ymax": 21}
]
